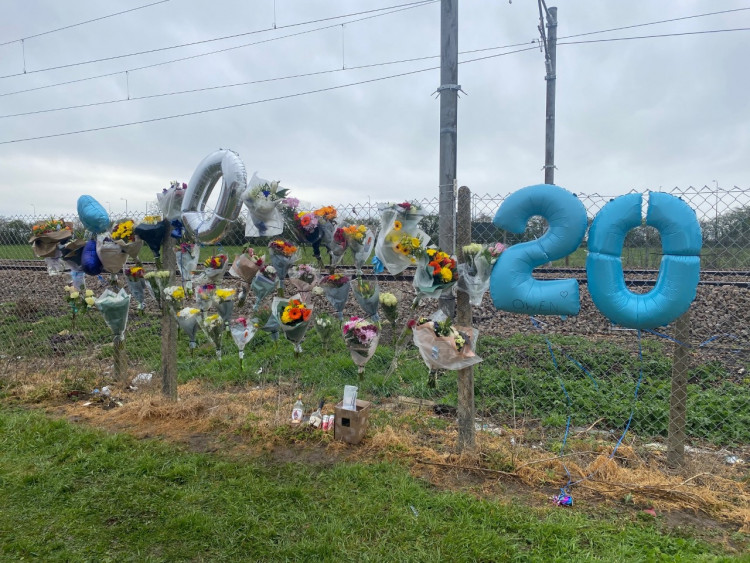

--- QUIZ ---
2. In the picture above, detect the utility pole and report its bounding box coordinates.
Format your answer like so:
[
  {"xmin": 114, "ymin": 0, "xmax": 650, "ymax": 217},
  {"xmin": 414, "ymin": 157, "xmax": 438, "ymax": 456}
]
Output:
[
  {"xmin": 541, "ymin": 4, "xmax": 557, "ymax": 185},
  {"xmin": 438, "ymin": 0, "xmax": 458, "ymax": 316}
]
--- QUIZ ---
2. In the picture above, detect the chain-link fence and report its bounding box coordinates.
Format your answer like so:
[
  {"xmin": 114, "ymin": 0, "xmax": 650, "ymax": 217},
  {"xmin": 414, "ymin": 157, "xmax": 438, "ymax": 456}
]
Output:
[{"xmin": 1, "ymin": 186, "xmax": 748, "ymax": 485}]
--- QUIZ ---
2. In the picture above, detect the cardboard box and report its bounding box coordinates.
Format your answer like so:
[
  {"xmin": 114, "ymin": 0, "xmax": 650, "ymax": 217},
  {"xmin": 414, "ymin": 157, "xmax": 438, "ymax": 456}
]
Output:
[{"xmin": 334, "ymin": 399, "xmax": 371, "ymax": 445}]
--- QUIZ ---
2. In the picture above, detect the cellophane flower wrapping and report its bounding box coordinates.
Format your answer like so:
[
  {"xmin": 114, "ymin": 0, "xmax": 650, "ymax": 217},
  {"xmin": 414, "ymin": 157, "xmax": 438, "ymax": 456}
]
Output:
[
  {"xmin": 272, "ymin": 294, "xmax": 313, "ymax": 353},
  {"xmin": 288, "ymin": 264, "xmax": 319, "ymax": 304},
  {"xmin": 320, "ymin": 274, "xmax": 351, "ymax": 320},
  {"xmin": 196, "ymin": 284, "xmax": 216, "ymax": 312},
  {"xmin": 229, "ymin": 249, "xmax": 263, "ymax": 284},
  {"xmin": 45, "ymin": 255, "xmax": 66, "ymax": 276},
  {"xmin": 374, "ymin": 202, "xmax": 430, "ymax": 275},
  {"xmin": 199, "ymin": 253, "xmax": 229, "ymax": 284},
  {"xmin": 96, "ymin": 234, "xmax": 129, "ymax": 274},
  {"xmin": 134, "ymin": 217, "xmax": 168, "ymax": 261},
  {"xmin": 214, "ymin": 288, "xmax": 236, "ymax": 329},
  {"xmin": 70, "ymin": 270, "xmax": 86, "ymax": 291},
  {"xmin": 378, "ymin": 292, "xmax": 399, "ymax": 325},
  {"xmin": 163, "ymin": 285, "xmax": 186, "ymax": 316},
  {"xmin": 157, "ymin": 181, "xmax": 186, "ymax": 221},
  {"xmin": 231, "ymin": 317, "xmax": 257, "ymax": 359},
  {"xmin": 251, "ymin": 267, "xmax": 279, "ymax": 311},
  {"xmin": 457, "ymin": 245, "xmax": 494, "ymax": 306},
  {"xmin": 328, "ymin": 227, "xmax": 348, "ymax": 266},
  {"xmin": 125, "ymin": 266, "xmax": 146, "ymax": 310},
  {"xmin": 293, "ymin": 209, "xmax": 324, "ymax": 258},
  {"xmin": 201, "ymin": 313, "xmax": 224, "ymax": 359},
  {"xmin": 175, "ymin": 243, "xmax": 200, "ymax": 288},
  {"xmin": 111, "ymin": 220, "xmax": 143, "ymax": 260},
  {"xmin": 144, "ymin": 270, "xmax": 170, "ymax": 307},
  {"xmin": 314, "ymin": 312, "xmax": 338, "ymax": 350},
  {"xmin": 412, "ymin": 318, "xmax": 482, "ymax": 371},
  {"xmin": 268, "ymin": 239, "xmax": 300, "ymax": 284},
  {"xmin": 29, "ymin": 219, "xmax": 73, "ymax": 258},
  {"xmin": 352, "ymin": 277, "xmax": 380, "ymax": 321},
  {"xmin": 341, "ymin": 225, "xmax": 375, "ymax": 274},
  {"xmin": 243, "ymin": 173, "xmax": 288, "ymax": 237},
  {"xmin": 95, "ymin": 289, "xmax": 131, "ymax": 340},
  {"xmin": 413, "ymin": 249, "xmax": 458, "ymax": 299},
  {"xmin": 176, "ymin": 307, "xmax": 201, "ymax": 348},
  {"xmin": 342, "ymin": 316, "xmax": 380, "ymax": 373}
]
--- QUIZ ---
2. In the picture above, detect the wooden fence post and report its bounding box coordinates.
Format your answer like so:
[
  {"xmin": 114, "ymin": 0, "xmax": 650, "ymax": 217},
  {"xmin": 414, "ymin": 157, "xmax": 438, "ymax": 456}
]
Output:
[
  {"xmin": 113, "ymin": 335, "xmax": 127, "ymax": 383},
  {"xmin": 456, "ymin": 185, "xmax": 475, "ymax": 452},
  {"xmin": 161, "ymin": 224, "xmax": 178, "ymax": 400},
  {"xmin": 667, "ymin": 310, "xmax": 691, "ymax": 468}
]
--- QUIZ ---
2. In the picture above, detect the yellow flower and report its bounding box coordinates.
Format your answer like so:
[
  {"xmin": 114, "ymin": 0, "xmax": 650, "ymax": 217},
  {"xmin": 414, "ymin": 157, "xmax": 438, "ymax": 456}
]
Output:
[
  {"xmin": 85, "ymin": 289, "xmax": 94, "ymax": 297},
  {"xmin": 393, "ymin": 220, "xmax": 402, "ymax": 231},
  {"xmin": 357, "ymin": 225, "xmax": 367, "ymax": 233},
  {"xmin": 215, "ymin": 288, "xmax": 236, "ymax": 300},
  {"xmin": 411, "ymin": 237, "xmax": 421, "ymax": 248},
  {"xmin": 440, "ymin": 267, "xmax": 453, "ymax": 282},
  {"xmin": 85, "ymin": 297, "xmax": 95, "ymax": 306},
  {"xmin": 70, "ymin": 291, "xmax": 79, "ymax": 299},
  {"xmin": 426, "ymin": 248, "xmax": 437, "ymax": 257},
  {"xmin": 172, "ymin": 287, "xmax": 185, "ymax": 300},
  {"xmin": 281, "ymin": 311, "xmax": 292, "ymax": 324}
]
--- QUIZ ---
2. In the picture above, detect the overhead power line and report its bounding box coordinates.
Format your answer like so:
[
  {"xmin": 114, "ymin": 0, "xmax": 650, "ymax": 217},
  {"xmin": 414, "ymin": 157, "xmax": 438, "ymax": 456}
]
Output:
[
  {"xmin": 0, "ymin": 0, "xmax": 437, "ymax": 80},
  {"xmin": 0, "ymin": 0, "xmax": 171, "ymax": 47},
  {"xmin": 0, "ymin": 47, "xmax": 538, "ymax": 145},
  {"xmin": 559, "ymin": 26, "xmax": 750, "ymax": 47}
]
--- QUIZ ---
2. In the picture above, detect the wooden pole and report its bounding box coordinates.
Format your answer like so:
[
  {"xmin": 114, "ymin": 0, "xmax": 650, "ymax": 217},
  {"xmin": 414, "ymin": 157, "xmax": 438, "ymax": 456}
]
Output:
[
  {"xmin": 438, "ymin": 0, "xmax": 458, "ymax": 318},
  {"xmin": 160, "ymin": 222, "xmax": 178, "ymax": 400},
  {"xmin": 667, "ymin": 310, "xmax": 691, "ymax": 468},
  {"xmin": 456, "ymin": 185, "xmax": 475, "ymax": 451},
  {"xmin": 113, "ymin": 335, "xmax": 127, "ymax": 383}
]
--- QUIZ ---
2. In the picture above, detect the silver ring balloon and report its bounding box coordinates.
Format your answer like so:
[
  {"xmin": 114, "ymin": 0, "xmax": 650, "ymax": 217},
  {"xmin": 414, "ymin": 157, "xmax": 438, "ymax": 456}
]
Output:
[{"xmin": 181, "ymin": 149, "xmax": 247, "ymax": 244}]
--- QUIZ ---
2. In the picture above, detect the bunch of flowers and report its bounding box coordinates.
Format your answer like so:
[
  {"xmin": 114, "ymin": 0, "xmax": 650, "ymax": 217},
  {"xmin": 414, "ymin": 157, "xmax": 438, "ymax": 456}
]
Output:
[
  {"xmin": 273, "ymin": 295, "xmax": 313, "ymax": 353},
  {"xmin": 314, "ymin": 206, "xmax": 337, "ymax": 222},
  {"xmin": 254, "ymin": 306, "xmax": 279, "ymax": 343},
  {"xmin": 157, "ymin": 181, "xmax": 187, "ymax": 221},
  {"xmin": 267, "ymin": 239, "xmax": 299, "ymax": 287},
  {"xmin": 393, "ymin": 234, "xmax": 425, "ymax": 261},
  {"xmin": 163, "ymin": 285, "xmax": 186, "ymax": 316},
  {"xmin": 327, "ymin": 227, "xmax": 348, "ymax": 266},
  {"xmin": 313, "ymin": 205, "xmax": 340, "ymax": 264},
  {"xmin": 96, "ymin": 232, "xmax": 130, "ymax": 274},
  {"xmin": 373, "ymin": 201, "xmax": 429, "ymax": 275},
  {"xmin": 413, "ymin": 247, "xmax": 458, "ymax": 299},
  {"xmin": 229, "ymin": 247, "xmax": 264, "ymax": 285},
  {"xmin": 95, "ymin": 288, "xmax": 131, "ymax": 341},
  {"xmin": 213, "ymin": 288, "xmax": 236, "ymax": 329},
  {"xmin": 30, "ymin": 219, "xmax": 73, "ymax": 274},
  {"xmin": 230, "ymin": 317, "xmax": 257, "ymax": 368},
  {"xmin": 314, "ymin": 313, "xmax": 337, "ymax": 351},
  {"xmin": 202, "ymin": 253, "xmax": 229, "ymax": 283},
  {"xmin": 176, "ymin": 307, "xmax": 201, "ymax": 351},
  {"xmin": 243, "ymin": 173, "xmax": 290, "ymax": 236},
  {"xmin": 175, "ymin": 242, "xmax": 200, "ymax": 287},
  {"xmin": 320, "ymin": 273, "xmax": 351, "ymax": 319},
  {"xmin": 295, "ymin": 210, "xmax": 319, "ymax": 234},
  {"xmin": 378, "ymin": 292, "xmax": 399, "ymax": 325},
  {"xmin": 144, "ymin": 270, "xmax": 171, "ymax": 308},
  {"xmin": 343, "ymin": 224, "xmax": 375, "ymax": 274},
  {"xmin": 288, "ymin": 263, "xmax": 319, "ymax": 303},
  {"xmin": 110, "ymin": 220, "xmax": 143, "ymax": 259},
  {"xmin": 63, "ymin": 285, "xmax": 94, "ymax": 330},
  {"xmin": 196, "ymin": 283, "xmax": 216, "ymax": 312},
  {"xmin": 32, "ymin": 218, "xmax": 70, "ymax": 239},
  {"xmin": 201, "ymin": 313, "xmax": 225, "ymax": 359},
  {"xmin": 124, "ymin": 266, "xmax": 147, "ymax": 311},
  {"xmin": 134, "ymin": 216, "xmax": 168, "ymax": 267},
  {"xmin": 352, "ymin": 277, "xmax": 380, "ymax": 321},
  {"xmin": 411, "ymin": 316, "xmax": 482, "ymax": 371},
  {"xmin": 251, "ymin": 265, "xmax": 279, "ymax": 311},
  {"xmin": 342, "ymin": 316, "xmax": 380, "ymax": 375},
  {"xmin": 457, "ymin": 243, "xmax": 505, "ymax": 305}
]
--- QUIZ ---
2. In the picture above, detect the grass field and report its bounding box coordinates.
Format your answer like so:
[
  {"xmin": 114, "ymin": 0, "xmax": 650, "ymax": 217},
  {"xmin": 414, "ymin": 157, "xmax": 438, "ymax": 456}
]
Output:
[{"xmin": 0, "ymin": 407, "xmax": 735, "ymax": 561}]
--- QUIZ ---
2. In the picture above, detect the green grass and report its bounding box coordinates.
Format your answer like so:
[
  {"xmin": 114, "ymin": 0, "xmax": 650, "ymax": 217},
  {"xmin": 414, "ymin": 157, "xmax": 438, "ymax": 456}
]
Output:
[{"xmin": 0, "ymin": 407, "xmax": 734, "ymax": 561}]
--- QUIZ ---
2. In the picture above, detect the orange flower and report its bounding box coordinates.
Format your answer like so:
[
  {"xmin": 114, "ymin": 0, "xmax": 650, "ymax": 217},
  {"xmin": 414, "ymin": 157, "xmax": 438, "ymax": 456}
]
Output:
[
  {"xmin": 289, "ymin": 308, "xmax": 302, "ymax": 321},
  {"xmin": 300, "ymin": 215, "xmax": 311, "ymax": 227},
  {"xmin": 301, "ymin": 308, "xmax": 311, "ymax": 321}
]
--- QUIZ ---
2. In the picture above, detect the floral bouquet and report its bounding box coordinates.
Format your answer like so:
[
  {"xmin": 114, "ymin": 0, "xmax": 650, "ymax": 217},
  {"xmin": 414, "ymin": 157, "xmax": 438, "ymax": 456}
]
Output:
[
  {"xmin": 342, "ymin": 316, "xmax": 380, "ymax": 376},
  {"xmin": 352, "ymin": 277, "xmax": 380, "ymax": 321},
  {"xmin": 175, "ymin": 242, "xmax": 201, "ymax": 288},
  {"xmin": 196, "ymin": 283, "xmax": 216, "ymax": 313},
  {"xmin": 29, "ymin": 218, "xmax": 73, "ymax": 259},
  {"xmin": 157, "ymin": 181, "xmax": 187, "ymax": 221},
  {"xmin": 110, "ymin": 219, "xmax": 143, "ymax": 260},
  {"xmin": 255, "ymin": 306, "xmax": 279, "ymax": 343},
  {"xmin": 62, "ymin": 239, "xmax": 86, "ymax": 273},
  {"xmin": 412, "ymin": 246, "xmax": 458, "ymax": 299},
  {"xmin": 314, "ymin": 312, "xmax": 338, "ymax": 351},
  {"xmin": 293, "ymin": 209, "xmax": 325, "ymax": 259},
  {"xmin": 231, "ymin": 316, "xmax": 257, "ymax": 369},
  {"xmin": 134, "ymin": 216, "xmax": 168, "ymax": 267},
  {"xmin": 163, "ymin": 285, "xmax": 186, "ymax": 316},
  {"xmin": 457, "ymin": 243, "xmax": 505, "ymax": 306},
  {"xmin": 125, "ymin": 266, "xmax": 147, "ymax": 311},
  {"xmin": 251, "ymin": 265, "xmax": 279, "ymax": 311},
  {"xmin": 379, "ymin": 292, "xmax": 399, "ymax": 325},
  {"xmin": 373, "ymin": 201, "xmax": 429, "ymax": 275},
  {"xmin": 201, "ymin": 313, "xmax": 225, "ymax": 360},
  {"xmin": 320, "ymin": 273, "xmax": 351, "ymax": 320},
  {"xmin": 95, "ymin": 232, "xmax": 130, "ymax": 274},
  {"xmin": 144, "ymin": 270, "xmax": 171, "ymax": 308},
  {"xmin": 213, "ymin": 288, "xmax": 236, "ymax": 330},
  {"xmin": 328, "ymin": 227, "xmax": 348, "ymax": 266},
  {"xmin": 267, "ymin": 239, "xmax": 299, "ymax": 284},
  {"xmin": 341, "ymin": 224, "xmax": 375, "ymax": 274},
  {"xmin": 176, "ymin": 307, "xmax": 202, "ymax": 352},
  {"xmin": 95, "ymin": 288, "xmax": 131, "ymax": 341},
  {"xmin": 272, "ymin": 294, "xmax": 313, "ymax": 354},
  {"xmin": 314, "ymin": 205, "xmax": 339, "ymax": 263},
  {"xmin": 243, "ymin": 173, "xmax": 290, "ymax": 237},
  {"xmin": 229, "ymin": 247, "xmax": 264, "ymax": 285},
  {"xmin": 411, "ymin": 316, "xmax": 482, "ymax": 371},
  {"xmin": 200, "ymin": 253, "xmax": 229, "ymax": 284},
  {"xmin": 288, "ymin": 263, "xmax": 319, "ymax": 304},
  {"xmin": 63, "ymin": 285, "xmax": 94, "ymax": 330}
]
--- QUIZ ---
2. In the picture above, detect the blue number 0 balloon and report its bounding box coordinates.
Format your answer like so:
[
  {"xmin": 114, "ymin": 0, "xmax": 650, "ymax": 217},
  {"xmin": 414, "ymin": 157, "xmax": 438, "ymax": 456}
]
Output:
[
  {"xmin": 586, "ymin": 192, "xmax": 702, "ymax": 329},
  {"xmin": 490, "ymin": 184, "xmax": 588, "ymax": 316}
]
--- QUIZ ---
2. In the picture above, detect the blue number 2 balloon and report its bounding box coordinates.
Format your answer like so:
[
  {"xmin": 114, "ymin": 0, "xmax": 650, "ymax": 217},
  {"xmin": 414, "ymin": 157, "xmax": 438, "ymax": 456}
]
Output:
[{"xmin": 490, "ymin": 184, "xmax": 588, "ymax": 317}]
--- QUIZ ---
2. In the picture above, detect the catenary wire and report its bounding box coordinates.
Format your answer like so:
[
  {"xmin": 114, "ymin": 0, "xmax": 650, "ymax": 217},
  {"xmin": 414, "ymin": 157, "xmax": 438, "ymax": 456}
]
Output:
[
  {"xmin": 0, "ymin": 0, "xmax": 172, "ymax": 47},
  {"xmin": 0, "ymin": 0, "xmax": 437, "ymax": 80}
]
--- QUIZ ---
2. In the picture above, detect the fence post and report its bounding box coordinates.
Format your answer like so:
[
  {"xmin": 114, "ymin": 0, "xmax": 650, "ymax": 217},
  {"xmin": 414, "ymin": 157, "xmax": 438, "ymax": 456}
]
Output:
[
  {"xmin": 113, "ymin": 335, "xmax": 127, "ymax": 383},
  {"xmin": 667, "ymin": 310, "xmax": 691, "ymax": 468},
  {"xmin": 160, "ymin": 224, "xmax": 178, "ymax": 400},
  {"xmin": 456, "ymin": 185, "xmax": 475, "ymax": 452}
]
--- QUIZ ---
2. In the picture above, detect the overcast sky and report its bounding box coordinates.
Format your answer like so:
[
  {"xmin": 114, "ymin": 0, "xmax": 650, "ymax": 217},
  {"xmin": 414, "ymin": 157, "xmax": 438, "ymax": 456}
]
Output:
[{"xmin": 0, "ymin": 0, "xmax": 748, "ymax": 218}]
